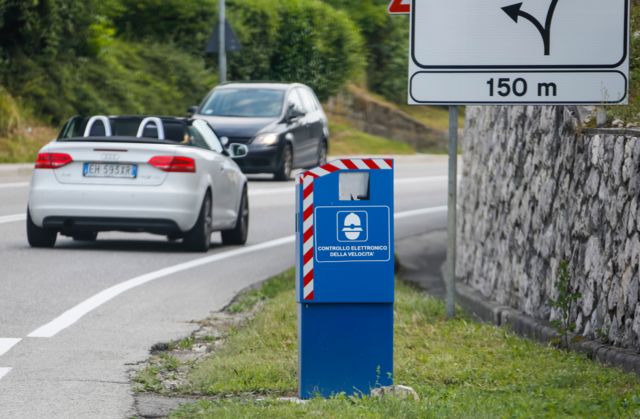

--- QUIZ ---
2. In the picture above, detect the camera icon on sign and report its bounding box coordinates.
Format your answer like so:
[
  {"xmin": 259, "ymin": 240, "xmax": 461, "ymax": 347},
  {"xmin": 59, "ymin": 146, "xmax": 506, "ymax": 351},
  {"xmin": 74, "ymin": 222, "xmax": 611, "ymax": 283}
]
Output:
[{"xmin": 337, "ymin": 211, "xmax": 368, "ymax": 242}]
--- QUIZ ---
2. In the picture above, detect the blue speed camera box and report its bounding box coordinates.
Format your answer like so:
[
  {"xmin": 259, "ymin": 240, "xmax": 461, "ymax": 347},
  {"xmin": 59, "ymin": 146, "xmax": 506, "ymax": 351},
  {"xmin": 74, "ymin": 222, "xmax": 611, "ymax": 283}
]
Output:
[{"xmin": 296, "ymin": 158, "xmax": 394, "ymax": 399}]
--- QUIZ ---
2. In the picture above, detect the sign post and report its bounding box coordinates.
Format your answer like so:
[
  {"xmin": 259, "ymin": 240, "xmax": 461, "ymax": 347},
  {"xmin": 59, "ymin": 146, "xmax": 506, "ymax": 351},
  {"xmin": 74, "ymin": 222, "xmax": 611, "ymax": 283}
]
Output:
[
  {"xmin": 218, "ymin": 0, "xmax": 226, "ymax": 83},
  {"xmin": 446, "ymin": 106, "xmax": 458, "ymax": 318},
  {"xmin": 296, "ymin": 159, "xmax": 395, "ymax": 399},
  {"xmin": 406, "ymin": 0, "xmax": 630, "ymax": 319}
]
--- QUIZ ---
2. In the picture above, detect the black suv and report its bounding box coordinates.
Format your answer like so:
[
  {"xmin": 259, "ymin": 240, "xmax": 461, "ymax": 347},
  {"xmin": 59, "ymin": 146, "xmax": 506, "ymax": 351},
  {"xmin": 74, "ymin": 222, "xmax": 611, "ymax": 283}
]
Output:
[{"xmin": 189, "ymin": 83, "xmax": 329, "ymax": 180}]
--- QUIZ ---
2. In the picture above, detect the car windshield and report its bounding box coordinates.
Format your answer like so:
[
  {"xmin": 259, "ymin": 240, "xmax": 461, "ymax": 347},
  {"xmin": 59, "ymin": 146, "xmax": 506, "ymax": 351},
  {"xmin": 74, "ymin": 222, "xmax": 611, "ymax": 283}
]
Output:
[{"xmin": 200, "ymin": 88, "xmax": 285, "ymax": 118}]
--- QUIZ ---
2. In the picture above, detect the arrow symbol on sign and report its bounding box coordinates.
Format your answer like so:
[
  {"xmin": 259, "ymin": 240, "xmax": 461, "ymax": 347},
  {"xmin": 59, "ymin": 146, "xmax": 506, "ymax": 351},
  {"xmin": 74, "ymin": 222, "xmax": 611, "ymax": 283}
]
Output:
[{"xmin": 502, "ymin": 0, "xmax": 559, "ymax": 55}]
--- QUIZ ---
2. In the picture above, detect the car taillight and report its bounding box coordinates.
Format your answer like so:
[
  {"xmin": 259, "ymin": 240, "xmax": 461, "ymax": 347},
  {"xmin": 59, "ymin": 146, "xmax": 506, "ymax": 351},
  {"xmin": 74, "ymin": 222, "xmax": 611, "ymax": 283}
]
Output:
[
  {"xmin": 35, "ymin": 153, "xmax": 73, "ymax": 169},
  {"xmin": 148, "ymin": 156, "xmax": 196, "ymax": 173}
]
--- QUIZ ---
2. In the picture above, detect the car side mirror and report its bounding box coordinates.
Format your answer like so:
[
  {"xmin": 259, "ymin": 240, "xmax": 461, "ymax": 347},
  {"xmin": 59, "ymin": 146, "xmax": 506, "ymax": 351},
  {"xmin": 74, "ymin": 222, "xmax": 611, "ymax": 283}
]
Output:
[
  {"xmin": 228, "ymin": 143, "xmax": 249, "ymax": 159},
  {"xmin": 220, "ymin": 136, "xmax": 230, "ymax": 147},
  {"xmin": 286, "ymin": 104, "xmax": 305, "ymax": 122},
  {"xmin": 187, "ymin": 106, "xmax": 199, "ymax": 116}
]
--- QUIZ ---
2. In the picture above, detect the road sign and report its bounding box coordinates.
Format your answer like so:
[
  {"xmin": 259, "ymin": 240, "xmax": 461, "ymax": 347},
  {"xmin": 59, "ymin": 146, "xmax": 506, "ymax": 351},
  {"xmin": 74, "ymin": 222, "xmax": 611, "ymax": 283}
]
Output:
[
  {"xmin": 205, "ymin": 20, "xmax": 241, "ymax": 54},
  {"xmin": 296, "ymin": 158, "xmax": 395, "ymax": 399},
  {"xmin": 388, "ymin": 0, "xmax": 410, "ymax": 14},
  {"xmin": 408, "ymin": 0, "xmax": 630, "ymax": 104}
]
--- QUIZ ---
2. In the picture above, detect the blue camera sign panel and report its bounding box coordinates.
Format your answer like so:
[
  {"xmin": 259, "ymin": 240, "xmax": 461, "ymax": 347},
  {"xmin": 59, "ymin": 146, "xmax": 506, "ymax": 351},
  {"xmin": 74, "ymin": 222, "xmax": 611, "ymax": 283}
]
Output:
[
  {"xmin": 315, "ymin": 206, "xmax": 391, "ymax": 263},
  {"xmin": 296, "ymin": 159, "xmax": 395, "ymax": 399}
]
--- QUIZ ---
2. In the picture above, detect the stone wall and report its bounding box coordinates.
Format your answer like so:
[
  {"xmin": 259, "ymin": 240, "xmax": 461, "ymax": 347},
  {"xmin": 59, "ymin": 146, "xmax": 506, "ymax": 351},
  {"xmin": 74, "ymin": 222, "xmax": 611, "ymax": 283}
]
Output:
[
  {"xmin": 458, "ymin": 106, "xmax": 640, "ymax": 350},
  {"xmin": 325, "ymin": 85, "xmax": 447, "ymax": 151}
]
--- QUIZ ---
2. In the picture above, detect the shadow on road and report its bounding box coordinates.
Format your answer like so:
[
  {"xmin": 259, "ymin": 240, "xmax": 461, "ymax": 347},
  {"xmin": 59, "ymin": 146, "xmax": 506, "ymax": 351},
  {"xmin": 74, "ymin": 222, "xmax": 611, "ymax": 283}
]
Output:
[{"xmin": 51, "ymin": 237, "xmax": 226, "ymax": 253}]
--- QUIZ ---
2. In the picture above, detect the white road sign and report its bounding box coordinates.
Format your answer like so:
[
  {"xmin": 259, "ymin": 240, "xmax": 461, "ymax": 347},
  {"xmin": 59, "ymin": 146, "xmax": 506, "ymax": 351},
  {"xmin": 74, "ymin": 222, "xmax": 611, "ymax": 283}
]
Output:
[{"xmin": 409, "ymin": 0, "xmax": 630, "ymax": 105}]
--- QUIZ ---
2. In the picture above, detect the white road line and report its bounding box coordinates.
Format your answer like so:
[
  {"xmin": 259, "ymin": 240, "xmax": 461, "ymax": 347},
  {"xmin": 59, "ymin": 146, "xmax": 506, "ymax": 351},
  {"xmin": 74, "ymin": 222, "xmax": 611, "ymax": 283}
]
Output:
[
  {"xmin": 0, "ymin": 367, "xmax": 11, "ymax": 381},
  {"xmin": 0, "ymin": 182, "xmax": 29, "ymax": 189},
  {"xmin": 28, "ymin": 236, "xmax": 295, "ymax": 338},
  {"xmin": 249, "ymin": 187, "xmax": 292, "ymax": 197},
  {"xmin": 0, "ymin": 339, "xmax": 21, "ymax": 357},
  {"xmin": 0, "ymin": 214, "xmax": 25, "ymax": 225},
  {"xmin": 396, "ymin": 176, "xmax": 449, "ymax": 184},
  {"xmin": 27, "ymin": 205, "xmax": 448, "ymax": 339},
  {"xmin": 0, "ymin": 176, "xmax": 449, "ymax": 194},
  {"xmin": 0, "ymin": 176, "xmax": 450, "ymax": 225},
  {"xmin": 395, "ymin": 206, "xmax": 448, "ymax": 219},
  {"xmin": 247, "ymin": 176, "xmax": 449, "ymax": 197}
]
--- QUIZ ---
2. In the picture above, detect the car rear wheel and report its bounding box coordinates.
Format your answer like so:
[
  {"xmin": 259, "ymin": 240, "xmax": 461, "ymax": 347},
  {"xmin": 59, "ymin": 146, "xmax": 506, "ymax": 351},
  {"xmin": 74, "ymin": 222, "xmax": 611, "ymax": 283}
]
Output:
[
  {"xmin": 73, "ymin": 232, "xmax": 98, "ymax": 242},
  {"xmin": 222, "ymin": 187, "xmax": 249, "ymax": 246},
  {"xmin": 27, "ymin": 210, "xmax": 57, "ymax": 248},
  {"xmin": 274, "ymin": 144, "xmax": 293, "ymax": 181},
  {"xmin": 183, "ymin": 193, "xmax": 212, "ymax": 252}
]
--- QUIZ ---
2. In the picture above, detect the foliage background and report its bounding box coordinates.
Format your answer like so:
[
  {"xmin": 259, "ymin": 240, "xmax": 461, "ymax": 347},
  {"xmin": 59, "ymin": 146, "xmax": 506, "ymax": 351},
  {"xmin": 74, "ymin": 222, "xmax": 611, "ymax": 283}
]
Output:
[
  {"xmin": 0, "ymin": 0, "xmax": 410, "ymax": 126},
  {"xmin": 0, "ymin": 0, "xmax": 635, "ymax": 132}
]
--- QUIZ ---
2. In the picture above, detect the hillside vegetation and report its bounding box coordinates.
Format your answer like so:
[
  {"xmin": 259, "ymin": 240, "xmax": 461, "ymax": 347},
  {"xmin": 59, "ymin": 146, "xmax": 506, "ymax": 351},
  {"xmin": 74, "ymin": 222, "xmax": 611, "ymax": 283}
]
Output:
[
  {"xmin": 606, "ymin": 0, "xmax": 640, "ymax": 124},
  {"xmin": 0, "ymin": 0, "xmax": 370, "ymax": 124},
  {"xmin": 0, "ymin": 0, "xmax": 412, "ymax": 162},
  {"xmin": 0, "ymin": 1, "xmax": 636, "ymax": 163}
]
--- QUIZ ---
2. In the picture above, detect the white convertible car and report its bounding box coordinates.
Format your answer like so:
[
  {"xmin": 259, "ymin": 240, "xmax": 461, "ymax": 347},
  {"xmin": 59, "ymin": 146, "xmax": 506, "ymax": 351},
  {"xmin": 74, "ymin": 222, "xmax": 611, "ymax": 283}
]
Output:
[{"xmin": 27, "ymin": 115, "xmax": 250, "ymax": 252}]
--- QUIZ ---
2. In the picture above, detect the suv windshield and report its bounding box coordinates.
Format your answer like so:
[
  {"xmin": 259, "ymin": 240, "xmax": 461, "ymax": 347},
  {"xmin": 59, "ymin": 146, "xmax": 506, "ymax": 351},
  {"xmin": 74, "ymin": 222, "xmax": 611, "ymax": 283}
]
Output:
[{"xmin": 200, "ymin": 88, "xmax": 285, "ymax": 118}]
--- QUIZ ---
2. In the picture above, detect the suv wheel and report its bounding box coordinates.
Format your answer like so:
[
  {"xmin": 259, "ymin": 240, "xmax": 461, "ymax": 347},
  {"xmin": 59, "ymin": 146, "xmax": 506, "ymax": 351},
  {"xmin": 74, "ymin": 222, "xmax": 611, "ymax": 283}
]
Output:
[{"xmin": 274, "ymin": 144, "xmax": 293, "ymax": 181}]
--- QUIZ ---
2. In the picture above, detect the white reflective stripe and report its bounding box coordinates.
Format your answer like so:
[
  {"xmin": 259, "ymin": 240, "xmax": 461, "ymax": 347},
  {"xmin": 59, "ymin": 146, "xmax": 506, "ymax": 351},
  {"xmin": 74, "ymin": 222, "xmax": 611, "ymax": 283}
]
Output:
[
  {"xmin": 314, "ymin": 167, "xmax": 335, "ymax": 177},
  {"xmin": 303, "ymin": 195, "xmax": 313, "ymax": 211},
  {"xmin": 303, "ymin": 176, "xmax": 314, "ymax": 188},
  {"xmin": 303, "ymin": 215, "xmax": 314, "ymax": 232},
  {"xmin": 332, "ymin": 160, "xmax": 348, "ymax": 170},
  {"xmin": 303, "ymin": 283, "xmax": 314, "ymax": 298},
  {"xmin": 303, "ymin": 236, "xmax": 313, "ymax": 254},
  {"xmin": 354, "ymin": 159, "xmax": 369, "ymax": 169},
  {"xmin": 303, "ymin": 261, "xmax": 313, "ymax": 277},
  {"xmin": 0, "ymin": 368, "xmax": 11, "ymax": 381},
  {"xmin": 373, "ymin": 158, "xmax": 391, "ymax": 169}
]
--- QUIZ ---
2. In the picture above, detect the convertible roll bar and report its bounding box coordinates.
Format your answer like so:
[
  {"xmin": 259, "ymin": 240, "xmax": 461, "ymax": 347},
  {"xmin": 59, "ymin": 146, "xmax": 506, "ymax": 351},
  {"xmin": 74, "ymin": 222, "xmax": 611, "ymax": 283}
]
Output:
[
  {"xmin": 83, "ymin": 116, "xmax": 112, "ymax": 137},
  {"xmin": 136, "ymin": 117, "xmax": 165, "ymax": 140}
]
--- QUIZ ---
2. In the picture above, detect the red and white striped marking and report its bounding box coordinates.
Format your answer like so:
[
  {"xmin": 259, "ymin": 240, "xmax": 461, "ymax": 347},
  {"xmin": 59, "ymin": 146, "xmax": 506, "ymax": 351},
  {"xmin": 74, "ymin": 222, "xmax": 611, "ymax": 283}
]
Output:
[{"xmin": 299, "ymin": 159, "xmax": 393, "ymax": 301}]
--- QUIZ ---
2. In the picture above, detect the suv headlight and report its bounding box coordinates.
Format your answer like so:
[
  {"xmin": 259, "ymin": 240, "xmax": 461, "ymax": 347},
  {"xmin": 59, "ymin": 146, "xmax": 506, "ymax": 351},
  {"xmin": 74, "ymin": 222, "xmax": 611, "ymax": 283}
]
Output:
[{"xmin": 252, "ymin": 133, "xmax": 279, "ymax": 146}]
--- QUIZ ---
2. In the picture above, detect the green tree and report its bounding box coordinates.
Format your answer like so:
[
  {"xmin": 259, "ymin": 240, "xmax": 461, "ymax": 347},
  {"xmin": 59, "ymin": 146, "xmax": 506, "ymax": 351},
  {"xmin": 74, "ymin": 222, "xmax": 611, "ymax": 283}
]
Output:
[{"xmin": 322, "ymin": 0, "xmax": 409, "ymax": 103}]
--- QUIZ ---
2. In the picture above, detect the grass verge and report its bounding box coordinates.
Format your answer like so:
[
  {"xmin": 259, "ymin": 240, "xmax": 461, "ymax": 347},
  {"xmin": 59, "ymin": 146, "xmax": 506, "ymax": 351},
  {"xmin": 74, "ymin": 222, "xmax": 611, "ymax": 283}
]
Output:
[
  {"xmin": 398, "ymin": 105, "xmax": 465, "ymax": 133},
  {"xmin": 137, "ymin": 269, "xmax": 640, "ymax": 418},
  {"xmin": 0, "ymin": 126, "xmax": 57, "ymax": 164},
  {"xmin": 0, "ymin": 89, "xmax": 57, "ymax": 163},
  {"xmin": 328, "ymin": 117, "xmax": 415, "ymax": 156}
]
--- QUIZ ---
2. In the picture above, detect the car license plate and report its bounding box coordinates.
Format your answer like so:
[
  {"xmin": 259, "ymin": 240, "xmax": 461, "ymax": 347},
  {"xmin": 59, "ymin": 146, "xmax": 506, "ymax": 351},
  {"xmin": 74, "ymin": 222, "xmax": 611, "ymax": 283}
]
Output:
[{"xmin": 83, "ymin": 163, "xmax": 137, "ymax": 178}]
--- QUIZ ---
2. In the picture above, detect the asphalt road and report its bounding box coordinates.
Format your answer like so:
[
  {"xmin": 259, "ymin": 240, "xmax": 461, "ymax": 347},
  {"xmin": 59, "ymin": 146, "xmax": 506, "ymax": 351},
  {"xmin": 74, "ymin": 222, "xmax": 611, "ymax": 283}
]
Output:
[{"xmin": 0, "ymin": 155, "xmax": 449, "ymax": 418}]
